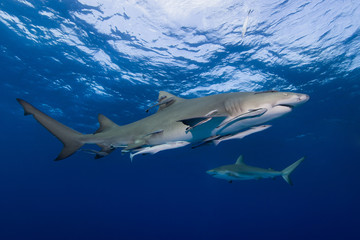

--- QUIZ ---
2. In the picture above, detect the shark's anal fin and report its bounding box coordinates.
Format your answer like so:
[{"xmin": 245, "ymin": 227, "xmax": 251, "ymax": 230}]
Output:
[{"xmin": 217, "ymin": 108, "xmax": 267, "ymax": 129}]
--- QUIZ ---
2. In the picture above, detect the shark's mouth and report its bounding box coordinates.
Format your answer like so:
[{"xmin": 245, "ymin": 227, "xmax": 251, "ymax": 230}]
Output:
[{"xmin": 276, "ymin": 104, "xmax": 294, "ymax": 109}]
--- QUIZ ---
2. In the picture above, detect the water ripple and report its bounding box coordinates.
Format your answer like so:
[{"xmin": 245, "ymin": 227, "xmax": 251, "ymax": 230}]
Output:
[{"xmin": 0, "ymin": 0, "xmax": 359, "ymax": 104}]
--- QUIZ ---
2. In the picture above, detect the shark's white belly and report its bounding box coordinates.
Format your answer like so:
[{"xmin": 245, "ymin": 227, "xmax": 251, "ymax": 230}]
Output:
[
  {"xmin": 212, "ymin": 105, "xmax": 291, "ymax": 136},
  {"xmin": 144, "ymin": 105, "xmax": 292, "ymax": 146},
  {"xmin": 214, "ymin": 171, "xmax": 281, "ymax": 181}
]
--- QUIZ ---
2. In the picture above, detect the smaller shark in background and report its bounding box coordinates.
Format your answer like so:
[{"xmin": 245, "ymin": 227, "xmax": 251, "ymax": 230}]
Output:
[{"xmin": 207, "ymin": 155, "xmax": 304, "ymax": 185}]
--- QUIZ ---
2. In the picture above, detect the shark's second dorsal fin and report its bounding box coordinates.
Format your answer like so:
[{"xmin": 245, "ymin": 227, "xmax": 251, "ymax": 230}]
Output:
[
  {"xmin": 157, "ymin": 91, "xmax": 185, "ymax": 111},
  {"xmin": 235, "ymin": 155, "xmax": 245, "ymax": 165},
  {"xmin": 94, "ymin": 114, "xmax": 119, "ymax": 134}
]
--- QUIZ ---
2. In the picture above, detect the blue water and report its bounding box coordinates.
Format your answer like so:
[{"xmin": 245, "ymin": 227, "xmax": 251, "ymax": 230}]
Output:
[{"xmin": 1, "ymin": 0, "xmax": 360, "ymax": 239}]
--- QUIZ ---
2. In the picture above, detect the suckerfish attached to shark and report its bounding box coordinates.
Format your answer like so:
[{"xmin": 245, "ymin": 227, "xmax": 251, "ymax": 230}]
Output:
[
  {"xmin": 206, "ymin": 155, "xmax": 305, "ymax": 185},
  {"xmin": 129, "ymin": 141, "xmax": 190, "ymax": 162},
  {"xmin": 16, "ymin": 90, "xmax": 309, "ymax": 160},
  {"xmin": 213, "ymin": 125, "xmax": 271, "ymax": 146},
  {"xmin": 191, "ymin": 124, "xmax": 271, "ymax": 149}
]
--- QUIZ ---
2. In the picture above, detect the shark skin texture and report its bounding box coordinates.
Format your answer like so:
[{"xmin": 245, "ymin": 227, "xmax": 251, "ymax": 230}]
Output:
[
  {"xmin": 207, "ymin": 155, "xmax": 305, "ymax": 185},
  {"xmin": 16, "ymin": 90, "xmax": 309, "ymax": 160}
]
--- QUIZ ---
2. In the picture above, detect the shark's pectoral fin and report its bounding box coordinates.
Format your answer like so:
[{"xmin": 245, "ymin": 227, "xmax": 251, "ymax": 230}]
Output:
[
  {"xmin": 179, "ymin": 117, "xmax": 212, "ymax": 132},
  {"xmin": 227, "ymin": 173, "xmax": 238, "ymax": 177},
  {"xmin": 179, "ymin": 117, "xmax": 205, "ymax": 127},
  {"xmin": 217, "ymin": 108, "xmax": 267, "ymax": 129},
  {"xmin": 179, "ymin": 110, "xmax": 224, "ymax": 132}
]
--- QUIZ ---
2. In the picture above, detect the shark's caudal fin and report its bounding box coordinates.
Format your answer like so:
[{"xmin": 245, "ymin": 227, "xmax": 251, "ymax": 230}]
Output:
[
  {"xmin": 17, "ymin": 98, "xmax": 84, "ymax": 160},
  {"xmin": 281, "ymin": 157, "xmax": 305, "ymax": 185}
]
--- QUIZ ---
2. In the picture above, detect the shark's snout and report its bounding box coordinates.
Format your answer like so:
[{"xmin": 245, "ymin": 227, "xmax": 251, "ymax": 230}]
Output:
[
  {"xmin": 300, "ymin": 94, "xmax": 310, "ymax": 102},
  {"xmin": 293, "ymin": 93, "xmax": 310, "ymax": 106},
  {"xmin": 276, "ymin": 93, "xmax": 310, "ymax": 109},
  {"xmin": 206, "ymin": 170, "xmax": 217, "ymax": 176}
]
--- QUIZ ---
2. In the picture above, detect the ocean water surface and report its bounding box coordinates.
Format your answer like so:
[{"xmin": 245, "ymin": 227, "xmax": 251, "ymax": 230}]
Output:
[{"xmin": 1, "ymin": 0, "xmax": 360, "ymax": 239}]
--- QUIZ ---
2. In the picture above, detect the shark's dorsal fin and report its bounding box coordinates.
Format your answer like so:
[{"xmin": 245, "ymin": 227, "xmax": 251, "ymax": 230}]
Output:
[
  {"xmin": 94, "ymin": 114, "xmax": 119, "ymax": 134},
  {"xmin": 157, "ymin": 91, "xmax": 185, "ymax": 111},
  {"xmin": 235, "ymin": 155, "xmax": 245, "ymax": 165}
]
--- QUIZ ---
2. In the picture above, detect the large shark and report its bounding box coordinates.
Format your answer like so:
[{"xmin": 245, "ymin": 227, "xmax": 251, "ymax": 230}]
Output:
[
  {"xmin": 16, "ymin": 90, "xmax": 309, "ymax": 160},
  {"xmin": 206, "ymin": 155, "xmax": 305, "ymax": 185}
]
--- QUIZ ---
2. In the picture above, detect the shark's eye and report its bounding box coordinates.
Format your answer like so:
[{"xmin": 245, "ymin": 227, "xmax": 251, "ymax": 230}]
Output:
[{"xmin": 283, "ymin": 93, "xmax": 288, "ymax": 96}]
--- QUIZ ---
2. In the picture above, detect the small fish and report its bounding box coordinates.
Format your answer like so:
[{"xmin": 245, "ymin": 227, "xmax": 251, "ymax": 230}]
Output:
[
  {"xmin": 130, "ymin": 141, "xmax": 190, "ymax": 162},
  {"xmin": 146, "ymin": 96, "xmax": 175, "ymax": 113},
  {"xmin": 79, "ymin": 149, "xmax": 110, "ymax": 159},
  {"xmin": 242, "ymin": 9, "xmax": 253, "ymax": 37},
  {"xmin": 213, "ymin": 125, "xmax": 271, "ymax": 145}
]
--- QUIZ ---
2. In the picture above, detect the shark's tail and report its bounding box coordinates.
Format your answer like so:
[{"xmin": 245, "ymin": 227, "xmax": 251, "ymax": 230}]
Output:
[
  {"xmin": 17, "ymin": 98, "xmax": 85, "ymax": 160},
  {"xmin": 281, "ymin": 157, "xmax": 305, "ymax": 185}
]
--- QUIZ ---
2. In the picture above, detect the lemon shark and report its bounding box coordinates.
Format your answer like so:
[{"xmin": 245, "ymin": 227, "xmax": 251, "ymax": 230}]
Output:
[
  {"xmin": 207, "ymin": 155, "xmax": 305, "ymax": 185},
  {"xmin": 16, "ymin": 90, "xmax": 309, "ymax": 160}
]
